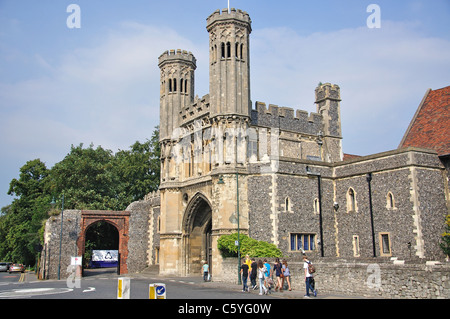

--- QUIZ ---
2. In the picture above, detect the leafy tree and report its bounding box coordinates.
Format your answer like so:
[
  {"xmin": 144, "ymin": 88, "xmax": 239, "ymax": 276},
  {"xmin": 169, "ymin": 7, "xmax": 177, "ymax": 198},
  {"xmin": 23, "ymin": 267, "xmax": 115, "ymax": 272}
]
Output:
[
  {"xmin": 1, "ymin": 159, "xmax": 51, "ymax": 265},
  {"xmin": 48, "ymin": 127, "xmax": 160, "ymax": 211},
  {"xmin": 113, "ymin": 127, "xmax": 160, "ymax": 204},
  {"xmin": 218, "ymin": 233, "xmax": 282, "ymax": 258},
  {"xmin": 48, "ymin": 143, "xmax": 119, "ymax": 210}
]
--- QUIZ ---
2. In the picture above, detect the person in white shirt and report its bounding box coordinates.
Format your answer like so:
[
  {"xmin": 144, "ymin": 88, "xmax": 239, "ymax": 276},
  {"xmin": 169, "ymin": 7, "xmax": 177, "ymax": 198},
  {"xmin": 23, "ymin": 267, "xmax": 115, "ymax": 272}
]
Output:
[
  {"xmin": 257, "ymin": 260, "xmax": 268, "ymax": 295},
  {"xmin": 303, "ymin": 255, "xmax": 317, "ymax": 297},
  {"xmin": 202, "ymin": 261, "xmax": 209, "ymax": 282}
]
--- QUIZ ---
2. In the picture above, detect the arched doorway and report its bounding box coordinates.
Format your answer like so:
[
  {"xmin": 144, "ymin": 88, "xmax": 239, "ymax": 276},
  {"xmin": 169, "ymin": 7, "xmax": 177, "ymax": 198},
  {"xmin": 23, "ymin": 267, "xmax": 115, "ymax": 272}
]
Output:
[
  {"xmin": 182, "ymin": 193, "xmax": 212, "ymax": 275},
  {"xmin": 83, "ymin": 221, "xmax": 119, "ymax": 275},
  {"xmin": 77, "ymin": 210, "xmax": 130, "ymax": 275}
]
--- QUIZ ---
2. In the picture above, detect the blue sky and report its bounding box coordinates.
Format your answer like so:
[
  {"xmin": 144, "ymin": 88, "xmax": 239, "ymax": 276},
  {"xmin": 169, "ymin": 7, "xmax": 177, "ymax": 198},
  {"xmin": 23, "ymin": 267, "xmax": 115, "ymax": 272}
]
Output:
[{"xmin": 1, "ymin": 0, "xmax": 449, "ymax": 208}]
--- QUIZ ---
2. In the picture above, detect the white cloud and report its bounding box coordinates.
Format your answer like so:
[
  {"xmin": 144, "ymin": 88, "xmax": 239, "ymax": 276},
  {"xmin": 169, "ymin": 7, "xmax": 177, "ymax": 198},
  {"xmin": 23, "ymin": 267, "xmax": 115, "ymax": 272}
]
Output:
[
  {"xmin": 250, "ymin": 20, "xmax": 450, "ymax": 155},
  {"xmin": 1, "ymin": 21, "xmax": 207, "ymax": 159}
]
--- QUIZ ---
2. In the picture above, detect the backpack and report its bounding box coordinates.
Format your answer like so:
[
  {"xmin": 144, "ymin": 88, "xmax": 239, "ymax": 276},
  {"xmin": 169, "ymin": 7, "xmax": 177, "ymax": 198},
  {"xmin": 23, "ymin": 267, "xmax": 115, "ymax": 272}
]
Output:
[{"xmin": 307, "ymin": 261, "xmax": 316, "ymax": 274}]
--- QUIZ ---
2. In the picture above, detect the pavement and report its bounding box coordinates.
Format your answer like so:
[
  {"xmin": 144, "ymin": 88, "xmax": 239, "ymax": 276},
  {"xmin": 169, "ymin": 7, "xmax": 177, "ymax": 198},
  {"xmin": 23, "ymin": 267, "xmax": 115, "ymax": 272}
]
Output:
[
  {"xmin": 22, "ymin": 268, "xmax": 374, "ymax": 299},
  {"xmin": 127, "ymin": 268, "xmax": 374, "ymax": 299}
]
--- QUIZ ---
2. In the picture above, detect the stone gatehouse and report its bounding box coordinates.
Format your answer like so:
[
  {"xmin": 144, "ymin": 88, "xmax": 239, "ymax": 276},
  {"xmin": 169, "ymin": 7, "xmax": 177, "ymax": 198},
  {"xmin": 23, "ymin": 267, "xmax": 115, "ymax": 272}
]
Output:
[{"xmin": 40, "ymin": 7, "xmax": 449, "ymax": 280}]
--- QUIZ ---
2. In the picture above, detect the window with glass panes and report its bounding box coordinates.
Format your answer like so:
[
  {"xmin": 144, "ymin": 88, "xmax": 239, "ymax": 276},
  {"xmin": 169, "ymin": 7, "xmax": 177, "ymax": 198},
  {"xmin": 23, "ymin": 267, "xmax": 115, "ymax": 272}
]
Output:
[{"xmin": 290, "ymin": 233, "xmax": 316, "ymax": 251}]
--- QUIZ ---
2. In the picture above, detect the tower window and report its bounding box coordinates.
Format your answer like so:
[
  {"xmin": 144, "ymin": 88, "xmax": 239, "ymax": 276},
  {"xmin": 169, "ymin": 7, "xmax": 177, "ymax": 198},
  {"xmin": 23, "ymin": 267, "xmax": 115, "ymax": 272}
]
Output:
[
  {"xmin": 240, "ymin": 43, "xmax": 244, "ymax": 59},
  {"xmin": 173, "ymin": 78, "xmax": 177, "ymax": 92},
  {"xmin": 352, "ymin": 235, "xmax": 360, "ymax": 257},
  {"xmin": 180, "ymin": 78, "xmax": 183, "ymax": 93},
  {"xmin": 347, "ymin": 188, "xmax": 357, "ymax": 212},
  {"xmin": 386, "ymin": 192, "xmax": 396, "ymax": 209},
  {"xmin": 185, "ymin": 79, "xmax": 188, "ymax": 94},
  {"xmin": 235, "ymin": 42, "xmax": 239, "ymax": 58},
  {"xmin": 168, "ymin": 79, "xmax": 172, "ymax": 92},
  {"xmin": 226, "ymin": 42, "xmax": 231, "ymax": 58},
  {"xmin": 285, "ymin": 197, "xmax": 291, "ymax": 212},
  {"xmin": 379, "ymin": 233, "xmax": 392, "ymax": 256},
  {"xmin": 221, "ymin": 43, "xmax": 225, "ymax": 59},
  {"xmin": 313, "ymin": 198, "xmax": 319, "ymax": 214}
]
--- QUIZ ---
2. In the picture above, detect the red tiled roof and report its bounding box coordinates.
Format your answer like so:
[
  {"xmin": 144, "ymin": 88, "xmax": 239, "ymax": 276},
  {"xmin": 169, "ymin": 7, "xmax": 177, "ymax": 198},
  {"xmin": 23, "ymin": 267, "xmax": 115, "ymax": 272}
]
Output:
[
  {"xmin": 343, "ymin": 153, "xmax": 361, "ymax": 161},
  {"xmin": 399, "ymin": 86, "xmax": 450, "ymax": 156}
]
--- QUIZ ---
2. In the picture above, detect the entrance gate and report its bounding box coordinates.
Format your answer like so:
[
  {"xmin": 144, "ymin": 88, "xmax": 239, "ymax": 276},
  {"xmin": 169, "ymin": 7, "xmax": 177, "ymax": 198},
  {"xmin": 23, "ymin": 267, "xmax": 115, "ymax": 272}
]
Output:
[
  {"xmin": 77, "ymin": 211, "xmax": 130, "ymax": 275},
  {"xmin": 182, "ymin": 193, "xmax": 212, "ymax": 275}
]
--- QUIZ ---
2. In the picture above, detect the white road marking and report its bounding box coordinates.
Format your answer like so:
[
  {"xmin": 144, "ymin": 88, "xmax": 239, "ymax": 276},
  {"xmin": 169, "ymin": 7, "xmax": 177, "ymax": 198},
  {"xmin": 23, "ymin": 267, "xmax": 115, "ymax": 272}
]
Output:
[{"xmin": 0, "ymin": 287, "xmax": 73, "ymax": 298}]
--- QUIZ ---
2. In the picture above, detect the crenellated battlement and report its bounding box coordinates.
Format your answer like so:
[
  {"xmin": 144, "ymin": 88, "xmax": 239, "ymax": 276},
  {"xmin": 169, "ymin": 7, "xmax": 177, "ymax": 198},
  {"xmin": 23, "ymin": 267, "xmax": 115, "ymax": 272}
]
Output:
[
  {"xmin": 180, "ymin": 94, "xmax": 210, "ymax": 124},
  {"xmin": 206, "ymin": 8, "xmax": 252, "ymax": 32},
  {"xmin": 158, "ymin": 49, "xmax": 197, "ymax": 68},
  {"xmin": 251, "ymin": 101, "xmax": 323, "ymax": 136},
  {"xmin": 315, "ymin": 83, "xmax": 341, "ymax": 103}
]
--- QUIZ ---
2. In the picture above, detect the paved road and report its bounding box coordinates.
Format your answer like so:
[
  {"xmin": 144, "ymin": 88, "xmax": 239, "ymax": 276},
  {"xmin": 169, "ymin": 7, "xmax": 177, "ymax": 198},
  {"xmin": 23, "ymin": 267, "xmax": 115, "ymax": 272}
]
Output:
[
  {"xmin": 0, "ymin": 271, "xmax": 26, "ymax": 284},
  {"xmin": 0, "ymin": 268, "xmax": 368, "ymax": 300},
  {"xmin": 0, "ymin": 270, "xmax": 275, "ymax": 299}
]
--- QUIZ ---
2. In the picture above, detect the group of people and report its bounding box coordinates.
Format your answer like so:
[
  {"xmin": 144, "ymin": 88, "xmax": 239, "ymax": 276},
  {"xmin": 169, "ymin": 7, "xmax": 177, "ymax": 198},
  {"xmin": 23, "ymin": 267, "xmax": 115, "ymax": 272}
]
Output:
[
  {"xmin": 202, "ymin": 254, "xmax": 318, "ymax": 298},
  {"xmin": 239, "ymin": 255, "xmax": 318, "ymax": 298}
]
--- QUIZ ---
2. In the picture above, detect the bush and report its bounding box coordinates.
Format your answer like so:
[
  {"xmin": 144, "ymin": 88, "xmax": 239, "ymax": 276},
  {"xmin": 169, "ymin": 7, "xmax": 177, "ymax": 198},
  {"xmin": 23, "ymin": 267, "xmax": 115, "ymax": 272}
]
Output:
[
  {"xmin": 440, "ymin": 214, "xmax": 450, "ymax": 258},
  {"xmin": 217, "ymin": 233, "xmax": 282, "ymax": 258}
]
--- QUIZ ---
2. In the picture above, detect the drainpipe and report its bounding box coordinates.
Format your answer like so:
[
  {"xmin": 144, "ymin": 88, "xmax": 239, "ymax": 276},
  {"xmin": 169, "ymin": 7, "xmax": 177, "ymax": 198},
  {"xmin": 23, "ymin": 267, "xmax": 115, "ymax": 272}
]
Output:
[
  {"xmin": 366, "ymin": 173, "xmax": 376, "ymax": 257},
  {"xmin": 306, "ymin": 166, "xmax": 324, "ymax": 257}
]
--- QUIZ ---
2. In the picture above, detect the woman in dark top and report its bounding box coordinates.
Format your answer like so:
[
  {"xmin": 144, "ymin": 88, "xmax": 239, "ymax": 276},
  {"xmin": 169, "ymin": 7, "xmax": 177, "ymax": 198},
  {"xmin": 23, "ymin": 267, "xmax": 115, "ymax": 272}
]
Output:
[{"xmin": 273, "ymin": 257, "xmax": 283, "ymax": 292}]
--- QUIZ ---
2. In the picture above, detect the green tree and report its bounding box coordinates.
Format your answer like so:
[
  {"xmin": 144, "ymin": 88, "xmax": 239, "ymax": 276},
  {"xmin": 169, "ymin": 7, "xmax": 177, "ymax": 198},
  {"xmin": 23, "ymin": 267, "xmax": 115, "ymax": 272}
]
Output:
[
  {"xmin": 1, "ymin": 159, "xmax": 51, "ymax": 265},
  {"xmin": 48, "ymin": 143, "xmax": 122, "ymax": 210},
  {"xmin": 113, "ymin": 127, "xmax": 160, "ymax": 203}
]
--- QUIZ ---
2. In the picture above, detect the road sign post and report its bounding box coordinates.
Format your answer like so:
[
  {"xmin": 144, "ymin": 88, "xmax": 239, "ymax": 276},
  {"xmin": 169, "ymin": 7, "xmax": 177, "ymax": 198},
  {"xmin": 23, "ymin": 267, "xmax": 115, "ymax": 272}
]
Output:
[{"xmin": 149, "ymin": 283, "xmax": 166, "ymax": 299}]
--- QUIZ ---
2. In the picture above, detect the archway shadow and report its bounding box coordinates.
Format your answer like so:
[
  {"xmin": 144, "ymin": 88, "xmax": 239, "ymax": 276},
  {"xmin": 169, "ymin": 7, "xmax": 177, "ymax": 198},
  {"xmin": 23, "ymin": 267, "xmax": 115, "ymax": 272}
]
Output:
[{"xmin": 83, "ymin": 267, "xmax": 119, "ymax": 277}]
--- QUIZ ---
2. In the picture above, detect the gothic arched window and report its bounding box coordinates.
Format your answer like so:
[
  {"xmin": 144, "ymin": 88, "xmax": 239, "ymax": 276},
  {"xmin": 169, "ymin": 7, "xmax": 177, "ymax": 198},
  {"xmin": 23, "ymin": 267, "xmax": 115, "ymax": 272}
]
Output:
[{"xmin": 347, "ymin": 188, "xmax": 357, "ymax": 212}]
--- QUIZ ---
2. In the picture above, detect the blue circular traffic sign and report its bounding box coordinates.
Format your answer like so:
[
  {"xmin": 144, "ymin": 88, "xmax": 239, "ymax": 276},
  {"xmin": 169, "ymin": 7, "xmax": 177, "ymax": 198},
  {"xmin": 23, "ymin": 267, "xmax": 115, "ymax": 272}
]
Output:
[{"xmin": 156, "ymin": 285, "xmax": 165, "ymax": 295}]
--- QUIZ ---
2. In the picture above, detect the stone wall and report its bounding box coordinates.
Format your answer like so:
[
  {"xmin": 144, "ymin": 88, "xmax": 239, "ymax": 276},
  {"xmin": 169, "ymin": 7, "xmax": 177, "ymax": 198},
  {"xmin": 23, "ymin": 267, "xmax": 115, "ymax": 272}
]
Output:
[
  {"xmin": 126, "ymin": 200, "xmax": 152, "ymax": 273},
  {"xmin": 40, "ymin": 205, "xmax": 153, "ymax": 279},
  {"xmin": 217, "ymin": 257, "xmax": 450, "ymax": 299},
  {"xmin": 40, "ymin": 210, "xmax": 82, "ymax": 280},
  {"xmin": 247, "ymin": 148, "xmax": 447, "ymax": 262}
]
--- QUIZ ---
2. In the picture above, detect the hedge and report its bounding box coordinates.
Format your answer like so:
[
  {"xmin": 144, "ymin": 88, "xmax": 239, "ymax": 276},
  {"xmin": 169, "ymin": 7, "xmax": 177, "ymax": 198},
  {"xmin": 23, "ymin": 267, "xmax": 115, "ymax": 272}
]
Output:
[{"xmin": 217, "ymin": 233, "xmax": 282, "ymax": 258}]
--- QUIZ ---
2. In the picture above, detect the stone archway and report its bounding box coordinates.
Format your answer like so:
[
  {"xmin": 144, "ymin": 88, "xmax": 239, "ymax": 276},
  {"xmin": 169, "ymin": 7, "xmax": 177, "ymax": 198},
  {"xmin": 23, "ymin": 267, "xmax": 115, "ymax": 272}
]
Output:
[
  {"xmin": 77, "ymin": 210, "xmax": 130, "ymax": 275},
  {"xmin": 182, "ymin": 193, "xmax": 212, "ymax": 275}
]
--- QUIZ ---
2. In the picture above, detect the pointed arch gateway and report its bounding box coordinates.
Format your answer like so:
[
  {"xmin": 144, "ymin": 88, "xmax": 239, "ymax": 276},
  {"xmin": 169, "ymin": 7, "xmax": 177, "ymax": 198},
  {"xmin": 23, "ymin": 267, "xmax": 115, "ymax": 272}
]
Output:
[{"xmin": 182, "ymin": 193, "xmax": 212, "ymax": 276}]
